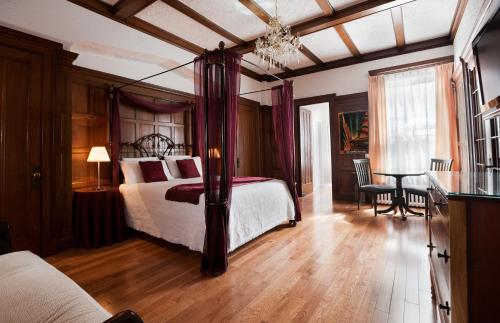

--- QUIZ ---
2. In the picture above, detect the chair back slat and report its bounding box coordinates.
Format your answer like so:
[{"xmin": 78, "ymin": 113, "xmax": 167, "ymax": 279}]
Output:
[
  {"xmin": 353, "ymin": 159, "xmax": 372, "ymax": 187},
  {"xmin": 430, "ymin": 158, "xmax": 453, "ymax": 171}
]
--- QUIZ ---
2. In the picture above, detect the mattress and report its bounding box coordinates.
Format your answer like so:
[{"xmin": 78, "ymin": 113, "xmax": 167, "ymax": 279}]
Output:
[{"xmin": 119, "ymin": 177, "xmax": 295, "ymax": 252}]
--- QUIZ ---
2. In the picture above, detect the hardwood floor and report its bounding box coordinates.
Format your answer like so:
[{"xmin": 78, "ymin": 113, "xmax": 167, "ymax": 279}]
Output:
[{"xmin": 46, "ymin": 188, "xmax": 439, "ymax": 323}]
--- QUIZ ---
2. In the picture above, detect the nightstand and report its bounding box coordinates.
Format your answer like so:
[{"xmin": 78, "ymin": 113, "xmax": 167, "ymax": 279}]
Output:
[{"xmin": 73, "ymin": 186, "xmax": 126, "ymax": 248}]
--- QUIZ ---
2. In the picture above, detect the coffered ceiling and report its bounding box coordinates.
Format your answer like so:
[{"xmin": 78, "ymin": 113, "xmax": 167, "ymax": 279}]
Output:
[{"xmin": 68, "ymin": 0, "xmax": 467, "ymax": 81}]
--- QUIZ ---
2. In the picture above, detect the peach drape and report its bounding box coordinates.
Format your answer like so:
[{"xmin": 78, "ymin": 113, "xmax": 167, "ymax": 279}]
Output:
[
  {"xmin": 368, "ymin": 75, "xmax": 387, "ymax": 183},
  {"xmin": 435, "ymin": 63, "xmax": 461, "ymax": 171}
]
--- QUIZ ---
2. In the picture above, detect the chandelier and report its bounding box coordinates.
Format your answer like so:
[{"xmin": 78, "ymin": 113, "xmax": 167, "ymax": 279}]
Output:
[{"xmin": 254, "ymin": 0, "xmax": 302, "ymax": 69}]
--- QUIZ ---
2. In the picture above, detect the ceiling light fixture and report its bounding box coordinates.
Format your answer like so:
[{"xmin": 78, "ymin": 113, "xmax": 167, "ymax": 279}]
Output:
[{"xmin": 254, "ymin": 0, "xmax": 302, "ymax": 69}]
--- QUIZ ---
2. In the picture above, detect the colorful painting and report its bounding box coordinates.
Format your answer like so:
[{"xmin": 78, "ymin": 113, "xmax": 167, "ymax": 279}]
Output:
[{"xmin": 338, "ymin": 111, "xmax": 368, "ymax": 154}]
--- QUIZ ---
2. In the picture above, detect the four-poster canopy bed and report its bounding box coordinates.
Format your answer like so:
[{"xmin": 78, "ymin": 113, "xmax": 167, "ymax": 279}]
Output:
[{"xmin": 110, "ymin": 42, "xmax": 301, "ymax": 274}]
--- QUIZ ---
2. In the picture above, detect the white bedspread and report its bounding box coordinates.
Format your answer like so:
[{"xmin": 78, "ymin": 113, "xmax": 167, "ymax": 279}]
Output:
[
  {"xmin": 119, "ymin": 177, "xmax": 295, "ymax": 252},
  {"xmin": 0, "ymin": 251, "xmax": 111, "ymax": 323}
]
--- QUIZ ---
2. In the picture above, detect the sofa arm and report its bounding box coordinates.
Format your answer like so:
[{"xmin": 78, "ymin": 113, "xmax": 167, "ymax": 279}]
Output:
[
  {"xmin": 0, "ymin": 221, "xmax": 11, "ymax": 255},
  {"xmin": 104, "ymin": 310, "xmax": 143, "ymax": 323}
]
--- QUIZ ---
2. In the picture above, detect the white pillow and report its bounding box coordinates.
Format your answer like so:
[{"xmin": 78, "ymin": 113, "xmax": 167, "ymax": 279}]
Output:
[
  {"xmin": 165, "ymin": 156, "xmax": 203, "ymax": 178},
  {"xmin": 120, "ymin": 157, "xmax": 173, "ymax": 184}
]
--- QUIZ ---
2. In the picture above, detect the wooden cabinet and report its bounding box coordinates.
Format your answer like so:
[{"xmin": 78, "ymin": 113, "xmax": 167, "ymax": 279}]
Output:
[
  {"xmin": 427, "ymin": 182, "xmax": 451, "ymax": 322},
  {"xmin": 427, "ymin": 172, "xmax": 500, "ymax": 323}
]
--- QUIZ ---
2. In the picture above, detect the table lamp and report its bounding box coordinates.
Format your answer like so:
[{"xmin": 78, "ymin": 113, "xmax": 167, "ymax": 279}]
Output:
[{"xmin": 87, "ymin": 146, "xmax": 110, "ymax": 190}]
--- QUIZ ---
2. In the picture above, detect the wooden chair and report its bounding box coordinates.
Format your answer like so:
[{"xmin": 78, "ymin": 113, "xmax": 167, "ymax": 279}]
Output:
[
  {"xmin": 353, "ymin": 159, "xmax": 395, "ymax": 216},
  {"xmin": 404, "ymin": 158, "xmax": 453, "ymax": 219}
]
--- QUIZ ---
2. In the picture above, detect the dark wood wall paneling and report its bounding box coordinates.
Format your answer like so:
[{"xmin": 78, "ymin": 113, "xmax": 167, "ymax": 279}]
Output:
[
  {"xmin": 70, "ymin": 67, "xmax": 194, "ymax": 189},
  {"xmin": 260, "ymin": 106, "xmax": 284, "ymax": 179},
  {"xmin": 331, "ymin": 92, "xmax": 368, "ymax": 201},
  {"xmin": 0, "ymin": 25, "xmax": 77, "ymax": 255}
]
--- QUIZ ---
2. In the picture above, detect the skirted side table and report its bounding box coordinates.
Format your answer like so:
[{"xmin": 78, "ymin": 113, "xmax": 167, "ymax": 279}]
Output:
[{"xmin": 73, "ymin": 186, "xmax": 126, "ymax": 248}]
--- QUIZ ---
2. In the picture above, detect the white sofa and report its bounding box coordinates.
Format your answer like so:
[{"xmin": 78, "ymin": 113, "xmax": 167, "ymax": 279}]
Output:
[{"xmin": 0, "ymin": 251, "xmax": 112, "ymax": 323}]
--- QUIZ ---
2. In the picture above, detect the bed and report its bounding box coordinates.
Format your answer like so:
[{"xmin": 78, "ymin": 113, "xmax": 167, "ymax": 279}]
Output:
[{"xmin": 118, "ymin": 134, "xmax": 295, "ymax": 253}]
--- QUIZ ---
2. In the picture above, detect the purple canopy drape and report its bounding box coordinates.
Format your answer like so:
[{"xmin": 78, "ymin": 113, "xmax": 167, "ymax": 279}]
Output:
[
  {"xmin": 271, "ymin": 81, "xmax": 301, "ymax": 221},
  {"xmin": 111, "ymin": 88, "xmax": 193, "ymax": 186},
  {"xmin": 194, "ymin": 49, "xmax": 241, "ymax": 275}
]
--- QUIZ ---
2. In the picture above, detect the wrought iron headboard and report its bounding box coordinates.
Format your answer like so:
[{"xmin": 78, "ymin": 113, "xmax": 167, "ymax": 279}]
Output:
[{"xmin": 121, "ymin": 133, "xmax": 179, "ymax": 159}]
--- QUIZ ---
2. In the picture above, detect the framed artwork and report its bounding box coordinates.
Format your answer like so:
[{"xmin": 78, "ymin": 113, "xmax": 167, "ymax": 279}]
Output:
[{"xmin": 338, "ymin": 111, "xmax": 368, "ymax": 154}]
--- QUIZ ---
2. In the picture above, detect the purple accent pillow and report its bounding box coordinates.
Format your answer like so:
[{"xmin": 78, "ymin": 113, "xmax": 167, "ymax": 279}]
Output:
[
  {"xmin": 176, "ymin": 159, "xmax": 200, "ymax": 179},
  {"xmin": 139, "ymin": 161, "xmax": 167, "ymax": 183}
]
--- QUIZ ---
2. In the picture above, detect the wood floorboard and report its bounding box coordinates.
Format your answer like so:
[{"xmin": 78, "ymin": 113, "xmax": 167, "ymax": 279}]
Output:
[{"xmin": 45, "ymin": 188, "xmax": 440, "ymax": 323}]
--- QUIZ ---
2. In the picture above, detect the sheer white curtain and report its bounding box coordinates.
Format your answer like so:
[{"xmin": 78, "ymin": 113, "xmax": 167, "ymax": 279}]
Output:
[{"xmin": 384, "ymin": 67, "xmax": 436, "ymax": 184}]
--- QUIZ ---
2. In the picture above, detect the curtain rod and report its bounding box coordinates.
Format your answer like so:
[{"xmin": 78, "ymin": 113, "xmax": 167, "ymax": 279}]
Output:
[
  {"xmin": 240, "ymin": 88, "xmax": 273, "ymax": 96},
  {"xmin": 241, "ymin": 58, "xmax": 283, "ymax": 81},
  {"xmin": 369, "ymin": 55, "xmax": 454, "ymax": 76},
  {"xmin": 116, "ymin": 59, "xmax": 195, "ymax": 90}
]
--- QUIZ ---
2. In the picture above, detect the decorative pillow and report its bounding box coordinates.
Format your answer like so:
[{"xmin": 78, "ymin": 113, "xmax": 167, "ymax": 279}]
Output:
[
  {"xmin": 165, "ymin": 156, "xmax": 203, "ymax": 178},
  {"xmin": 120, "ymin": 157, "xmax": 165, "ymax": 184},
  {"xmin": 139, "ymin": 161, "xmax": 168, "ymax": 183},
  {"xmin": 176, "ymin": 159, "xmax": 200, "ymax": 178}
]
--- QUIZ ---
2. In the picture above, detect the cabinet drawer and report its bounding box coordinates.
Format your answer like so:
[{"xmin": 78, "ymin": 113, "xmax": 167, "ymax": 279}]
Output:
[{"xmin": 428, "ymin": 185, "xmax": 451, "ymax": 321}]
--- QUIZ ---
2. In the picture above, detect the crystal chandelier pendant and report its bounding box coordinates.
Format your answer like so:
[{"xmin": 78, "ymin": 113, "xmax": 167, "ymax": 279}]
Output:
[{"xmin": 254, "ymin": 0, "xmax": 302, "ymax": 70}]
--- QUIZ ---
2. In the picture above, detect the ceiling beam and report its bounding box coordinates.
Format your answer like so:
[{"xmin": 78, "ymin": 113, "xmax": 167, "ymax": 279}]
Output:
[
  {"xmin": 315, "ymin": 0, "xmax": 361, "ymax": 56},
  {"xmin": 263, "ymin": 36, "xmax": 452, "ymax": 81},
  {"xmin": 231, "ymin": 0, "xmax": 416, "ymax": 54},
  {"xmin": 67, "ymin": 0, "xmax": 265, "ymax": 81},
  {"xmin": 390, "ymin": 6, "xmax": 405, "ymax": 48},
  {"xmin": 238, "ymin": 0, "xmax": 323, "ymax": 67},
  {"xmin": 449, "ymin": 0, "xmax": 468, "ymax": 40},
  {"xmin": 112, "ymin": 0, "xmax": 156, "ymax": 18},
  {"xmin": 161, "ymin": 0, "xmax": 244, "ymax": 45},
  {"xmin": 334, "ymin": 25, "xmax": 361, "ymax": 56}
]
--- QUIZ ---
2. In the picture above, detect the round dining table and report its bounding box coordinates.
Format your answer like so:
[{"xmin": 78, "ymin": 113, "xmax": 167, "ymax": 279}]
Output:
[{"xmin": 373, "ymin": 170, "xmax": 426, "ymax": 220}]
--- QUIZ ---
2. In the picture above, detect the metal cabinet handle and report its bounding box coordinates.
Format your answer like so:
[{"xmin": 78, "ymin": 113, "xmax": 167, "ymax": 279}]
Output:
[
  {"xmin": 439, "ymin": 301, "xmax": 451, "ymax": 316},
  {"xmin": 32, "ymin": 168, "xmax": 42, "ymax": 188},
  {"xmin": 437, "ymin": 249, "xmax": 450, "ymax": 263},
  {"xmin": 427, "ymin": 243, "xmax": 436, "ymax": 251}
]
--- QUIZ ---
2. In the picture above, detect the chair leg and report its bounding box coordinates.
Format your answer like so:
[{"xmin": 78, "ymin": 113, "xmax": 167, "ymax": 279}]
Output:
[
  {"xmin": 373, "ymin": 194, "xmax": 377, "ymax": 216},
  {"xmin": 358, "ymin": 191, "xmax": 360, "ymax": 210}
]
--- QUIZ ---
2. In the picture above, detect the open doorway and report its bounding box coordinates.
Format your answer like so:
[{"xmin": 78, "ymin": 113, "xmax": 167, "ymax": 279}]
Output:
[{"xmin": 295, "ymin": 94, "xmax": 335, "ymax": 199}]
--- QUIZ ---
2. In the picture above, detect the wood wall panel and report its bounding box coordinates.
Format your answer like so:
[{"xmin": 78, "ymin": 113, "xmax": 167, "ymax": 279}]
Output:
[
  {"xmin": 236, "ymin": 101, "xmax": 262, "ymax": 177},
  {"xmin": 0, "ymin": 25, "xmax": 76, "ymax": 255},
  {"xmin": 260, "ymin": 106, "xmax": 284, "ymax": 179},
  {"xmin": 332, "ymin": 92, "xmax": 368, "ymax": 201},
  {"xmin": 71, "ymin": 67, "xmax": 194, "ymax": 188}
]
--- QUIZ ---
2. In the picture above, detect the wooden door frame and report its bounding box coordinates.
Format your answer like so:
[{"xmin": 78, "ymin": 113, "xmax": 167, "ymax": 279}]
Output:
[{"xmin": 294, "ymin": 93, "xmax": 336, "ymax": 199}]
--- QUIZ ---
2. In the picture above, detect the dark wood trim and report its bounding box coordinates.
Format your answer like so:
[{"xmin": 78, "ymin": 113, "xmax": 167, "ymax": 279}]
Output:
[
  {"xmin": 112, "ymin": 0, "xmax": 155, "ymax": 18},
  {"xmin": 334, "ymin": 25, "xmax": 361, "ymax": 57},
  {"xmin": 299, "ymin": 46, "xmax": 324, "ymax": 65},
  {"xmin": 67, "ymin": 0, "xmax": 263, "ymax": 81},
  {"xmin": 230, "ymin": 0, "xmax": 416, "ymax": 54},
  {"xmin": 450, "ymin": 0, "xmax": 468, "ymax": 41},
  {"xmin": 315, "ymin": 0, "xmax": 334, "ymax": 15},
  {"xmin": 368, "ymin": 55, "xmax": 454, "ymax": 76},
  {"xmin": 294, "ymin": 93, "xmax": 336, "ymax": 199},
  {"xmin": 391, "ymin": 6, "xmax": 405, "ymax": 48},
  {"xmin": 161, "ymin": 0, "xmax": 243, "ymax": 45},
  {"xmin": 266, "ymin": 36, "xmax": 452, "ymax": 80}
]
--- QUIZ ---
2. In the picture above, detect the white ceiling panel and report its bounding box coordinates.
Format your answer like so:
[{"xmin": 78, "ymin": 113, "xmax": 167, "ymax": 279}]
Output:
[
  {"xmin": 254, "ymin": 0, "xmax": 323, "ymax": 25},
  {"xmin": 328, "ymin": 0, "xmax": 367, "ymax": 10},
  {"xmin": 136, "ymin": 1, "xmax": 234, "ymax": 50},
  {"xmin": 98, "ymin": 0, "xmax": 119, "ymax": 5},
  {"xmin": 301, "ymin": 28, "xmax": 352, "ymax": 62},
  {"xmin": 343, "ymin": 10, "xmax": 396, "ymax": 54},
  {"xmin": 288, "ymin": 51, "xmax": 315, "ymax": 69},
  {"xmin": 403, "ymin": 0, "xmax": 459, "ymax": 44},
  {"xmin": 179, "ymin": 0, "xmax": 268, "ymax": 41}
]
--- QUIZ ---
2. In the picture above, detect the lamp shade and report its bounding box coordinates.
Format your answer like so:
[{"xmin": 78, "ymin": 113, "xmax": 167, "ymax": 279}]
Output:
[
  {"xmin": 209, "ymin": 148, "xmax": 221, "ymax": 158},
  {"xmin": 87, "ymin": 146, "xmax": 110, "ymax": 162}
]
